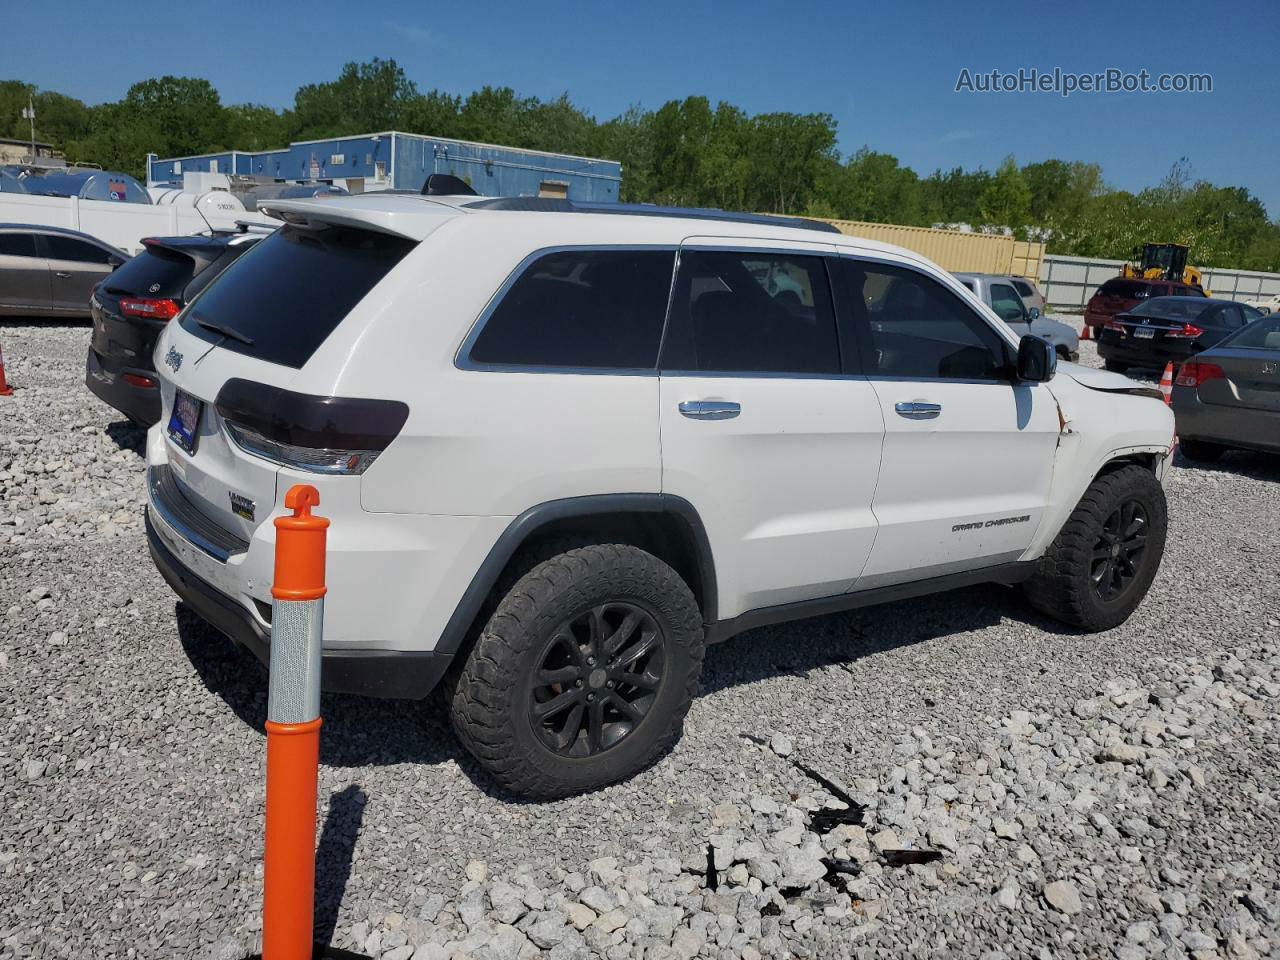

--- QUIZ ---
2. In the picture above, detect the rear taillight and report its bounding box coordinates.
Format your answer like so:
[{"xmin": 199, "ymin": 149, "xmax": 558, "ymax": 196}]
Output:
[
  {"xmin": 119, "ymin": 297, "xmax": 180, "ymax": 321},
  {"xmin": 214, "ymin": 379, "xmax": 409, "ymax": 476},
  {"xmin": 121, "ymin": 372, "xmax": 157, "ymax": 389},
  {"xmin": 1174, "ymin": 361, "xmax": 1224, "ymax": 387},
  {"xmin": 1105, "ymin": 318, "xmax": 1124, "ymax": 331},
  {"xmin": 1166, "ymin": 323, "xmax": 1204, "ymax": 339}
]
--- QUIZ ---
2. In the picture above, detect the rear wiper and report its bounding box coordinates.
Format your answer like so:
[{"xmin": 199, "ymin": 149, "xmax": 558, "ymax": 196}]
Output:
[{"xmin": 196, "ymin": 318, "xmax": 255, "ymax": 346}]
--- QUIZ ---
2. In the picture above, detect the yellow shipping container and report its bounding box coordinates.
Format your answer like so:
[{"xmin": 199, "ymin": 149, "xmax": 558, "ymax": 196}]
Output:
[{"xmin": 806, "ymin": 217, "xmax": 1045, "ymax": 281}]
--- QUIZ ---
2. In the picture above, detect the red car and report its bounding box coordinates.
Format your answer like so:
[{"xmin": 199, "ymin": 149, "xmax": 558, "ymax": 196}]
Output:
[{"xmin": 1084, "ymin": 277, "xmax": 1205, "ymax": 336}]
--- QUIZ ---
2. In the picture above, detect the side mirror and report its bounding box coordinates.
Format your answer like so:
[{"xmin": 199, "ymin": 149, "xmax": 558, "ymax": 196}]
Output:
[
  {"xmin": 1028, "ymin": 307, "xmax": 1041, "ymax": 320},
  {"xmin": 1016, "ymin": 334, "xmax": 1056, "ymax": 382}
]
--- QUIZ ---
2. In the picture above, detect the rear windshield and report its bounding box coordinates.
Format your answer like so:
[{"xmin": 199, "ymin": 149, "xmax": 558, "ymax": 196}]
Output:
[
  {"xmin": 1128, "ymin": 297, "xmax": 1209, "ymax": 319},
  {"xmin": 1098, "ymin": 280, "xmax": 1151, "ymax": 298},
  {"xmin": 180, "ymin": 225, "xmax": 415, "ymax": 369},
  {"xmin": 102, "ymin": 246, "xmax": 199, "ymax": 299},
  {"xmin": 1223, "ymin": 315, "xmax": 1280, "ymax": 350}
]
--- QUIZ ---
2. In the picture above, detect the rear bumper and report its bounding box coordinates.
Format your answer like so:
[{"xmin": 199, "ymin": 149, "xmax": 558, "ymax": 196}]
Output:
[
  {"xmin": 147, "ymin": 511, "xmax": 452, "ymax": 698},
  {"xmin": 1096, "ymin": 336, "xmax": 1195, "ymax": 369},
  {"xmin": 1170, "ymin": 388, "xmax": 1280, "ymax": 454},
  {"xmin": 85, "ymin": 347, "xmax": 162, "ymax": 426}
]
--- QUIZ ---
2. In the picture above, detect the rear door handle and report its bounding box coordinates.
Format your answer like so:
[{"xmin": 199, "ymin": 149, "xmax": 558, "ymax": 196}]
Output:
[
  {"xmin": 895, "ymin": 401, "xmax": 942, "ymax": 420},
  {"xmin": 679, "ymin": 400, "xmax": 740, "ymax": 420},
  {"xmin": 54, "ymin": 271, "xmax": 72, "ymax": 279}
]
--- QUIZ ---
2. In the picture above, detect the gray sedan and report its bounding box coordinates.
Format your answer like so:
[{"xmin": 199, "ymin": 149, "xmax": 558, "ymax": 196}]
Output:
[
  {"xmin": 1171, "ymin": 313, "xmax": 1280, "ymax": 462},
  {"xmin": 0, "ymin": 224, "xmax": 129, "ymax": 318}
]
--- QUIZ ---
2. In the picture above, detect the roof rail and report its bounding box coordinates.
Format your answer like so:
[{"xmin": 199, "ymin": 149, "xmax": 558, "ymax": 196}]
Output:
[{"xmin": 463, "ymin": 197, "xmax": 842, "ymax": 234}]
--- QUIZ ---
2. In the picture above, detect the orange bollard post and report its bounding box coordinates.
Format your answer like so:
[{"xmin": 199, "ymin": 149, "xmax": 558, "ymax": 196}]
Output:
[
  {"xmin": 0, "ymin": 343, "xmax": 14, "ymax": 396},
  {"xmin": 263, "ymin": 485, "xmax": 329, "ymax": 960}
]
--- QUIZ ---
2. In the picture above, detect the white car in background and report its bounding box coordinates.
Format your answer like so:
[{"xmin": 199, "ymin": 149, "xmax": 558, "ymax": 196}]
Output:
[
  {"xmin": 146, "ymin": 194, "xmax": 1174, "ymax": 798},
  {"xmin": 954, "ymin": 272, "xmax": 1079, "ymax": 361},
  {"xmin": 1244, "ymin": 293, "xmax": 1280, "ymax": 314}
]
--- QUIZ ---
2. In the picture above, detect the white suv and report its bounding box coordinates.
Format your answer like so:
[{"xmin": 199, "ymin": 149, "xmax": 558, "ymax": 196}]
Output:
[{"xmin": 146, "ymin": 194, "xmax": 1176, "ymax": 798}]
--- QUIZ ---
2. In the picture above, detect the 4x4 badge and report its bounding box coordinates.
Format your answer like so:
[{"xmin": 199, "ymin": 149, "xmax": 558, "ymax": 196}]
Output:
[
  {"xmin": 164, "ymin": 346, "xmax": 183, "ymax": 372},
  {"xmin": 228, "ymin": 491, "xmax": 255, "ymax": 521}
]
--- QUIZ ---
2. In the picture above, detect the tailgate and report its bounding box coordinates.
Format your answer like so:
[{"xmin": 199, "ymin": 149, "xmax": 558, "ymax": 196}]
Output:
[{"xmin": 156, "ymin": 322, "xmax": 287, "ymax": 543}]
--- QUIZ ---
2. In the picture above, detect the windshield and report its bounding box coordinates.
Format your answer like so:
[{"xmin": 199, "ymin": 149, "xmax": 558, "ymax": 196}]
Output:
[
  {"xmin": 1127, "ymin": 298, "xmax": 1209, "ymax": 320},
  {"xmin": 180, "ymin": 225, "xmax": 415, "ymax": 368}
]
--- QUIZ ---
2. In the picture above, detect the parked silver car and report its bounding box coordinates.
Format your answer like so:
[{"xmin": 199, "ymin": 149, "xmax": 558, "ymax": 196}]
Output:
[
  {"xmin": 954, "ymin": 272, "xmax": 1079, "ymax": 361},
  {"xmin": 0, "ymin": 224, "xmax": 129, "ymax": 318}
]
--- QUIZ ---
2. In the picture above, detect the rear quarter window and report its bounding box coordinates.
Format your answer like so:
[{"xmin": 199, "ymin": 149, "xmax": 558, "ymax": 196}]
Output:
[
  {"xmin": 468, "ymin": 249, "xmax": 675, "ymax": 369},
  {"xmin": 180, "ymin": 226, "xmax": 415, "ymax": 369}
]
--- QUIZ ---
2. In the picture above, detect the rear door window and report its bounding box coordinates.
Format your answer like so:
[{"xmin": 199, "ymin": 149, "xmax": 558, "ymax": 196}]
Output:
[
  {"xmin": 181, "ymin": 225, "xmax": 415, "ymax": 369},
  {"xmin": 661, "ymin": 250, "xmax": 840, "ymax": 375},
  {"xmin": 468, "ymin": 249, "xmax": 675, "ymax": 369},
  {"xmin": 0, "ymin": 233, "xmax": 38, "ymax": 258}
]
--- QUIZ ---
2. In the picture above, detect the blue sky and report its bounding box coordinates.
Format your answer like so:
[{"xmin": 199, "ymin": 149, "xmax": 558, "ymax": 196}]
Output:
[{"xmin": 6, "ymin": 0, "xmax": 1278, "ymax": 214}]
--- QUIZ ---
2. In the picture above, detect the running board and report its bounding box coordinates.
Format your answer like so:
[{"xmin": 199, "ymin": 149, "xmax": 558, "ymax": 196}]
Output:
[{"xmin": 704, "ymin": 562, "xmax": 1034, "ymax": 645}]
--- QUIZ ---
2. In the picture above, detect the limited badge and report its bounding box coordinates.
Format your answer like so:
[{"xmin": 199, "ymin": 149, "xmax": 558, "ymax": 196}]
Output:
[{"xmin": 229, "ymin": 491, "xmax": 256, "ymax": 521}]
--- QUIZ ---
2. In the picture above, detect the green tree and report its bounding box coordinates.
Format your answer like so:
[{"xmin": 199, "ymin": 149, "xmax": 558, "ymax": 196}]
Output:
[
  {"xmin": 292, "ymin": 58, "xmax": 417, "ymax": 139},
  {"xmin": 978, "ymin": 155, "xmax": 1031, "ymax": 228}
]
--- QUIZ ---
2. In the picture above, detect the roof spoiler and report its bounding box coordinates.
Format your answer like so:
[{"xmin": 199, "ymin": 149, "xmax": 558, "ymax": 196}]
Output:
[{"xmin": 421, "ymin": 173, "xmax": 478, "ymax": 197}]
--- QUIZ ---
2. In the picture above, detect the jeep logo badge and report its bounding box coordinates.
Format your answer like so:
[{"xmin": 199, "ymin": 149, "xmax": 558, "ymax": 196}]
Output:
[
  {"xmin": 229, "ymin": 491, "xmax": 256, "ymax": 521},
  {"xmin": 164, "ymin": 346, "xmax": 183, "ymax": 372}
]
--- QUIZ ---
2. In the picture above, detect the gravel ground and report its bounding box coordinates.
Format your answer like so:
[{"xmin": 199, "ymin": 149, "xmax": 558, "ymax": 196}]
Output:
[{"xmin": 1, "ymin": 319, "xmax": 1278, "ymax": 960}]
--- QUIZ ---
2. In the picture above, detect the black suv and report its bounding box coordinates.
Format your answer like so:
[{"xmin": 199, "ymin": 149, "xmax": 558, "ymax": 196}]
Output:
[{"xmin": 85, "ymin": 229, "xmax": 266, "ymax": 425}]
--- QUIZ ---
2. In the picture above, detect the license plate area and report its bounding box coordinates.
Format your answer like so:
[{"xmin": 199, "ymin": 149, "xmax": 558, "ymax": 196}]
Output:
[
  {"xmin": 1133, "ymin": 327, "xmax": 1155, "ymax": 339},
  {"xmin": 167, "ymin": 389, "xmax": 203, "ymax": 455}
]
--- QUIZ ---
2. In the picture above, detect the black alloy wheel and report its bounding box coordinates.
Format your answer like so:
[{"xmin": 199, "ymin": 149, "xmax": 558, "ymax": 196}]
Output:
[
  {"xmin": 528, "ymin": 602, "xmax": 665, "ymax": 757},
  {"xmin": 1091, "ymin": 499, "xmax": 1148, "ymax": 602}
]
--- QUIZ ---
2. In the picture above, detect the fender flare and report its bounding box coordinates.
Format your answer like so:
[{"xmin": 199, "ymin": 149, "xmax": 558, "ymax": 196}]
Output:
[{"xmin": 434, "ymin": 493, "xmax": 718, "ymax": 657}]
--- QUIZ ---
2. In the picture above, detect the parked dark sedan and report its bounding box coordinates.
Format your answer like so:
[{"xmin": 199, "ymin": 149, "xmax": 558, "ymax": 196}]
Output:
[
  {"xmin": 1097, "ymin": 296, "xmax": 1264, "ymax": 373},
  {"xmin": 1171, "ymin": 314, "xmax": 1280, "ymax": 462},
  {"xmin": 85, "ymin": 229, "xmax": 265, "ymax": 425}
]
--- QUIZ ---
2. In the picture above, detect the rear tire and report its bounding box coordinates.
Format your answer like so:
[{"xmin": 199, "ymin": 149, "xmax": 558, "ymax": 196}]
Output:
[
  {"xmin": 1103, "ymin": 359, "xmax": 1128, "ymax": 373},
  {"xmin": 1178, "ymin": 438, "xmax": 1224, "ymax": 463},
  {"xmin": 448, "ymin": 544, "xmax": 704, "ymax": 800},
  {"xmin": 1022, "ymin": 465, "xmax": 1167, "ymax": 632}
]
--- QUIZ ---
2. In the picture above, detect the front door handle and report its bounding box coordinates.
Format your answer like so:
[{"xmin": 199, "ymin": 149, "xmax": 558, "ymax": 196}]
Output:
[
  {"xmin": 679, "ymin": 400, "xmax": 741, "ymax": 420},
  {"xmin": 895, "ymin": 401, "xmax": 942, "ymax": 420},
  {"xmin": 54, "ymin": 271, "xmax": 72, "ymax": 279}
]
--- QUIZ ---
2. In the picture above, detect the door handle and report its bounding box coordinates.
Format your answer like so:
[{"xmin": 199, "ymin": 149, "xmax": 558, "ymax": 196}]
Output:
[
  {"xmin": 679, "ymin": 400, "xmax": 741, "ymax": 420},
  {"xmin": 54, "ymin": 271, "xmax": 72, "ymax": 279},
  {"xmin": 895, "ymin": 401, "xmax": 942, "ymax": 420}
]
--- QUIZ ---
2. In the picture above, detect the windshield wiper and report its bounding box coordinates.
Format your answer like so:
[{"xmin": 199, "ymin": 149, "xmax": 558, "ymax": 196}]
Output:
[{"xmin": 196, "ymin": 318, "xmax": 255, "ymax": 346}]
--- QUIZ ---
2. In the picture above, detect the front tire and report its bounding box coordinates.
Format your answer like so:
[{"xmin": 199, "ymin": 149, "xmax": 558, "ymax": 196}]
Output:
[
  {"xmin": 1022, "ymin": 465, "xmax": 1167, "ymax": 632},
  {"xmin": 448, "ymin": 544, "xmax": 704, "ymax": 800}
]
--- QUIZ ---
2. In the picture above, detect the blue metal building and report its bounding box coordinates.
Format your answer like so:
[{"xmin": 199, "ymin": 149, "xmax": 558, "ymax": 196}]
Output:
[{"xmin": 147, "ymin": 131, "xmax": 621, "ymax": 201}]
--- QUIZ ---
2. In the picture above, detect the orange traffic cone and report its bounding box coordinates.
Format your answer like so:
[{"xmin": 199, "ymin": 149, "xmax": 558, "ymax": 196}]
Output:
[
  {"xmin": 1160, "ymin": 361, "xmax": 1174, "ymax": 405},
  {"xmin": 0, "ymin": 343, "xmax": 13, "ymax": 397},
  {"xmin": 1080, "ymin": 323, "xmax": 1091, "ymax": 341}
]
